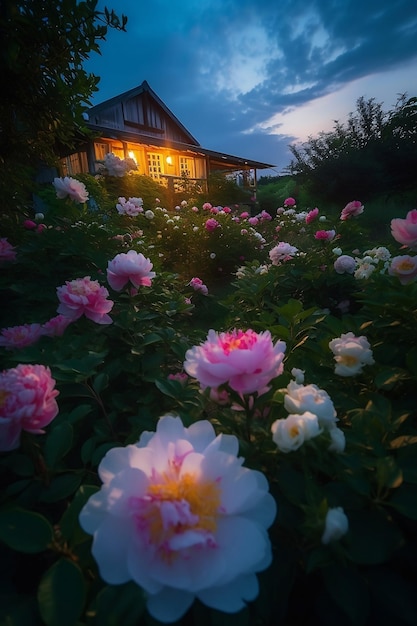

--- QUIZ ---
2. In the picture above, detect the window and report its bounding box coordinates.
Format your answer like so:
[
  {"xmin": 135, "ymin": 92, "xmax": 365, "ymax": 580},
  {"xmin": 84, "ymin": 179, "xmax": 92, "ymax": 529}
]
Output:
[
  {"xmin": 147, "ymin": 152, "xmax": 164, "ymax": 181},
  {"xmin": 179, "ymin": 156, "xmax": 194, "ymax": 178}
]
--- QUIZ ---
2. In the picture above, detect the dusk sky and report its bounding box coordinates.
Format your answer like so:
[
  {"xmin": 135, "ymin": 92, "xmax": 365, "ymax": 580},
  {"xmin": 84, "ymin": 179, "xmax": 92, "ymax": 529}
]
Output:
[{"xmin": 86, "ymin": 0, "xmax": 417, "ymax": 175}]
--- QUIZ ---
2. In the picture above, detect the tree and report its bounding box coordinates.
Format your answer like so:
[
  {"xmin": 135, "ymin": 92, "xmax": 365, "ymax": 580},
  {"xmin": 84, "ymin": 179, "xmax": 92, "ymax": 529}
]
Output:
[
  {"xmin": 0, "ymin": 0, "xmax": 127, "ymax": 214},
  {"xmin": 287, "ymin": 95, "xmax": 417, "ymax": 202}
]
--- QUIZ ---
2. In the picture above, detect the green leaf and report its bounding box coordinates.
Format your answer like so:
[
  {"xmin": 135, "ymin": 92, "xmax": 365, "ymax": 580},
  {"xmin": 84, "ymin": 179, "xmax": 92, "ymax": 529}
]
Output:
[
  {"xmin": 346, "ymin": 509, "xmax": 403, "ymax": 564},
  {"xmin": 37, "ymin": 559, "xmax": 86, "ymax": 626},
  {"xmin": 0, "ymin": 453, "xmax": 35, "ymax": 477},
  {"xmin": 322, "ymin": 564, "xmax": 370, "ymax": 625},
  {"xmin": 94, "ymin": 582, "xmax": 145, "ymax": 626},
  {"xmin": 59, "ymin": 484, "xmax": 99, "ymax": 544},
  {"xmin": 44, "ymin": 422, "xmax": 74, "ymax": 468},
  {"xmin": 386, "ymin": 484, "xmax": 417, "ymax": 520},
  {"xmin": 375, "ymin": 456, "xmax": 403, "ymax": 491},
  {"xmin": 93, "ymin": 372, "xmax": 109, "ymax": 394},
  {"xmin": 0, "ymin": 508, "xmax": 53, "ymax": 553},
  {"xmin": 40, "ymin": 473, "xmax": 83, "ymax": 503}
]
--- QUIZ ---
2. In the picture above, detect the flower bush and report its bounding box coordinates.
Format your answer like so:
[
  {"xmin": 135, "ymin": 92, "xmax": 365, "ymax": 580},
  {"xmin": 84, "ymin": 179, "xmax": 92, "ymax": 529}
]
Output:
[{"xmin": 1, "ymin": 176, "xmax": 417, "ymax": 626}]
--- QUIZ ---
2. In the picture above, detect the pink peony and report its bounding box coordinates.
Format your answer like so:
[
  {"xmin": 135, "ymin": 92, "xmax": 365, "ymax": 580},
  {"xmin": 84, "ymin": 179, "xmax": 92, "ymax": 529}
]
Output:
[
  {"xmin": 314, "ymin": 229, "xmax": 336, "ymax": 241},
  {"xmin": 0, "ymin": 364, "xmax": 59, "ymax": 451},
  {"xmin": 205, "ymin": 218, "xmax": 219, "ymax": 231},
  {"xmin": 57, "ymin": 276, "xmax": 113, "ymax": 324},
  {"xmin": 259, "ymin": 210, "xmax": 272, "ymax": 221},
  {"xmin": 23, "ymin": 220, "xmax": 37, "ymax": 230},
  {"xmin": 248, "ymin": 217, "xmax": 259, "ymax": 226},
  {"xmin": 0, "ymin": 238, "xmax": 17, "ymax": 262},
  {"xmin": 188, "ymin": 277, "xmax": 208, "ymax": 295},
  {"xmin": 388, "ymin": 255, "xmax": 417, "ymax": 285},
  {"xmin": 269, "ymin": 242, "xmax": 298, "ymax": 264},
  {"xmin": 53, "ymin": 176, "xmax": 89, "ymax": 203},
  {"xmin": 390, "ymin": 209, "xmax": 417, "ymax": 250},
  {"xmin": 116, "ymin": 197, "xmax": 144, "ymax": 217},
  {"xmin": 107, "ymin": 250, "xmax": 156, "ymax": 291},
  {"xmin": 41, "ymin": 315, "xmax": 72, "ymax": 337},
  {"xmin": 202, "ymin": 202, "xmax": 212, "ymax": 210},
  {"xmin": 334, "ymin": 255, "xmax": 356, "ymax": 275},
  {"xmin": 240, "ymin": 211, "xmax": 249, "ymax": 219},
  {"xmin": 184, "ymin": 328, "xmax": 286, "ymax": 395},
  {"xmin": 284, "ymin": 197, "xmax": 296, "ymax": 207},
  {"xmin": 0, "ymin": 323, "xmax": 43, "ymax": 350},
  {"xmin": 306, "ymin": 208, "xmax": 319, "ymax": 224},
  {"xmin": 340, "ymin": 200, "xmax": 364, "ymax": 221},
  {"xmin": 79, "ymin": 414, "xmax": 276, "ymax": 622}
]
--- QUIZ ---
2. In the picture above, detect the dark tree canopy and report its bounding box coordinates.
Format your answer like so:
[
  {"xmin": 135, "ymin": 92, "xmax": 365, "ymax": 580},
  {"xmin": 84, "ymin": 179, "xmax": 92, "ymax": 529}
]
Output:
[
  {"xmin": 0, "ymin": 0, "xmax": 127, "ymax": 212},
  {"xmin": 287, "ymin": 94, "xmax": 417, "ymax": 203}
]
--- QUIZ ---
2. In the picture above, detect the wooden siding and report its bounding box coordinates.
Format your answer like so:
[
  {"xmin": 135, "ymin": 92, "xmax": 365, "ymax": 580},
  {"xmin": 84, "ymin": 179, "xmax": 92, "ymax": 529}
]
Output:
[{"xmin": 89, "ymin": 92, "xmax": 194, "ymax": 145}]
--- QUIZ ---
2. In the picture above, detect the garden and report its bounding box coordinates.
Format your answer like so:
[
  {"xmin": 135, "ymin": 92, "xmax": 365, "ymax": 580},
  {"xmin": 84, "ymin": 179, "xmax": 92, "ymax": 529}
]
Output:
[{"xmin": 1, "ymin": 168, "xmax": 417, "ymax": 626}]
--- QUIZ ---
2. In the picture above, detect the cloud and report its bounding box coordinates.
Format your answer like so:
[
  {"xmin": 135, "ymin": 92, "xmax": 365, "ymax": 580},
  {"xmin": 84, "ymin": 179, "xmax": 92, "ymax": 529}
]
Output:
[{"xmin": 86, "ymin": 0, "xmax": 417, "ymax": 171}]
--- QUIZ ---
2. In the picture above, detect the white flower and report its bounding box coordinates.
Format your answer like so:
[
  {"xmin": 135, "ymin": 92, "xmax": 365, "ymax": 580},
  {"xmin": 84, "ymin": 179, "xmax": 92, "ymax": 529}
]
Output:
[
  {"xmin": 319, "ymin": 215, "xmax": 327, "ymax": 222},
  {"xmin": 79, "ymin": 415, "xmax": 276, "ymax": 623},
  {"xmin": 284, "ymin": 381, "xmax": 337, "ymax": 429},
  {"xmin": 291, "ymin": 368, "xmax": 305, "ymax": 384},
  {"xmin": 328, "ymin": 426, "xmax": 346, "ymax": 453},
  {"xmin": 332, "ymin": 247, "xmax": 343, "ymax": 256},
  {"xmin": 210, "ymin": 253, "xmax": 216, "ymax": 259},
  {"xmin": 329, "ymin": 332, "xmax": 374, "ymax": 376},
  {"xmin": 354, "ymin": 261, "xmax": 375, "ymax": 280},
  {"xmin": 321, "ymin": 507, "xmax": 349, "ymax": 544},
  {"xmin": 145, "ymin": 210, "xmax": 155, "ymax": 220},
  {"xmin": 35, "ymin": 212, "xmax": 44, "ymax": 220},
  {"xmin": 271, "ymin": 412, "xmax": 322, "ymax": 453}
]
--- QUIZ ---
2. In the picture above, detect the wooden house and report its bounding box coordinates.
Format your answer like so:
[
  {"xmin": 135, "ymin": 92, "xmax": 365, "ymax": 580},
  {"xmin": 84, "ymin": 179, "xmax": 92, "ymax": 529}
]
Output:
[{"xmin": 60, "ymin": 80, "xmax": 273, "ymax": 196}]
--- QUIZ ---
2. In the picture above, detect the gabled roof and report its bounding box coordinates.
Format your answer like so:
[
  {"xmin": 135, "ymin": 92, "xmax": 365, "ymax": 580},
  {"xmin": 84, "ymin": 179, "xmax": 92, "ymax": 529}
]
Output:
[
  {"xmin": 87, "ymin": 80, "xmax": 200, "ymax": 146},
  {"xmin": 87, "ymin": 80, "xmax": 275, "ymax": 170}
]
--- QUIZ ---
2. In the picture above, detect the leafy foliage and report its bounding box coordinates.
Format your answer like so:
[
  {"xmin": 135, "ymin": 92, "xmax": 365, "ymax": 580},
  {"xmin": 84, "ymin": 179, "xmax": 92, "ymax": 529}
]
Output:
[
  {"xmin": 1, "ymin": 179, "xmax": 417, "ymax": 625},
  {"xmin": 0, "ymin": 0, "xmax": 127, "ymax": 213},
  {"xmin": 287, "ymin": 94, "xmax": 417, "ymax": 203}
]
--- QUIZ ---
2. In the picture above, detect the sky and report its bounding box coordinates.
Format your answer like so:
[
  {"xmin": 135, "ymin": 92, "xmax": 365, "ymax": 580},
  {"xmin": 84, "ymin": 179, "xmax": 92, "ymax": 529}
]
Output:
[{"xmin": 85, "ymin": 0, "xmax": 417, "ymax": 176}]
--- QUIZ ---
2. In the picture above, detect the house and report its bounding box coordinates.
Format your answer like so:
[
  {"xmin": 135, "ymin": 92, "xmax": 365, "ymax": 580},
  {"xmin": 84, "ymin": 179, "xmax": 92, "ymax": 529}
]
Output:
[{"xmin": 60, "ymin": 80, "xmax": 274, "ymax": 197}]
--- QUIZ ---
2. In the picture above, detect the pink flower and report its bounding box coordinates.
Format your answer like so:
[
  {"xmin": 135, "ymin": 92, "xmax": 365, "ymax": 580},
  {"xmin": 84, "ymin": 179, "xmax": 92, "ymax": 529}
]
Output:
[
  {"xmin": 107, "ymin": 250, "xmax": 156, "ymax": 291},
  {"xmin": 306, "ymin": 208, "xmax": 319, "ymax": 224},
  {"xmin": 116, "ymin": 197, "xmax": 143, "ymax": 216},
  {"xmin": 259, "ymin": 210, "xmax": 272, "ymax": 221},
  {"xmin": 340, "ymin": 200, "xmax": 364, "ymax": 220},
  {"xmin": 269, "ymin": 242, "xmax": 298, "ymax": 264},
  {"xmin": 0, "ymin": 364, "xmax": 59, "ymax": 451},
  {"xmin": 0, "ymin": 238, "xmax": 16, "ymax": 262},
  {"xmin": 284, "ymin": 197, "xmax": 296, "ymax": 207},
  {"xmin": 41, "ymin": 315, "xmax": 72, "ymax": 337},
  {"xmin": 23, "ymin": 220, "xmax": 37, "ymax": 230},
  {"xmin": 188, "ymin": 277, "xmax": 208, "ymax": 295},
  {"xmin": 240, "ymin": 211, "xmax": 249, "ymax": 219},
  {"xmin": 184, "ymin": 328, "xmax": 286, "ymax": 395},
  {"xmin": 210, "ymin": 206, "xmax": 219, "ymax": 214},
  {"xmin": 167, "ymin": 372, "xmax": 188, "ymax": 384},
  {"xmin": 79, "ymin": 414, "xmax": 276, "ymax": 622},
  {"xmin": 57, "ymin": 276, "xmax": 114, "ymax": 324},
  {"xmin": 388, "ymin": 255, "xmax": 417, "ymax": 284},
  {"xmin": 0, "ymin": 323, "xmax": 43, "ymax": 350},
  {"xmin": 314, "ymin": 229, "xmax": 336, "ymax": 241},
  {"xmin": 202, "ymin": 202, "xmax": 212, "ymax": 210},
  {"xmin": 248, "ymin": 217, "xmax": 259, "ymax": 226},
  {"xmin": 53, "ymin": 177, "xmax": 89, "ymax": 203},
  {"xmin": 223, "ymin": 206, "xmax": 231, "ymax": 213},
  {"xmin": 205, "ymin": 218, "xmax": 219, "ymax": 231},
  {"xmin": 390, "ymin": 209, "xmax": 417, "ymax": 250},
  {"xmin": 333, "ymin": 255, "xmax": 356, "ymax": 274}
]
